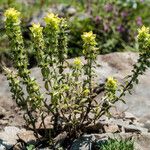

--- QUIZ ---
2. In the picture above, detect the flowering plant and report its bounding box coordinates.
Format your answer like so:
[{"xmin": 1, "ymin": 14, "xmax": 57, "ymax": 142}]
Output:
[{"xmin": 2, "ymin": 8, "xmax": 150, "ymax": 149}]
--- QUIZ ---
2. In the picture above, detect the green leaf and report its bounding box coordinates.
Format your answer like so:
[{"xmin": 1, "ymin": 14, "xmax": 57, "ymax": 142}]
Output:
[{"xmin": 26, "ymin": 144, "xmax": 35, "ymax": 150}]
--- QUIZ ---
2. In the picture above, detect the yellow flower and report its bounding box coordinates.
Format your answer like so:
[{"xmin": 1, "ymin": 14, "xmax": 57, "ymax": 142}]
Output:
[
  {"xmin": 83, "ymin": 88, "xmax": 90, "ymax": 96},
  {"xmin": 73, "ymin": 58, "xmax": 82, "ymax": 68},
  {"xmin": 30, "ymin": 23, "xmax": 45, "ymax": 49},
  {"xmin": 30, "ymin": 23, "xmax": 43, "ymax": 37},
  {"xmin": 81, "ymin": 31, "xmax": 96, "ymax": 46},
  {"xmin": 4, "ymin": 8, "xmax": 20, "ymax": 22},
  {"xmin": 137, "ymin": 26, "xmax": 149, "ymax": 41},
  {"xmin": 137, "ymin": 26, "xmax": 150, "ymax": 53},
  {"xmin": 82, "ymin": 31, "xmax": 95, "ymax": 38},
  {"xmin": 44, "ymin": 13, "xmax": 60, "ymax": 30},
  {"xmin": 138, "ymin": 26, "xmax": 149, "ymax": 35},
  {"xmin": 105, "ymin": 77, "xmax": 117, "ymax": 91}
]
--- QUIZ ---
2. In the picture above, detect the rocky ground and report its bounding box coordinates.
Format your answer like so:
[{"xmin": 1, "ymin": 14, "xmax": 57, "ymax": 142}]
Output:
[{"xmin": 0, "ymin": 52, "xmax": 150, "ymax": 149}]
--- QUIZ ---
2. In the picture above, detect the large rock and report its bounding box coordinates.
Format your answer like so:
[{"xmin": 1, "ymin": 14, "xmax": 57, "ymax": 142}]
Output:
[
  {"xmin": 94, "ymin": 52, "xmax": 150, "ymax": 123},
  {"xmin": 0, "ymin": 126, "xmax": 39, "ymax": 149},
  {"xmin": 0, "ymin": 52, "xmax": 150, "ymax": 128},
  {"xmin": 17, "ymin": 130, "xmax": 37, "ymax": 145},
  {"xmin": 0, "ymin": 126, "xmax": 25, "ymax": 149}
]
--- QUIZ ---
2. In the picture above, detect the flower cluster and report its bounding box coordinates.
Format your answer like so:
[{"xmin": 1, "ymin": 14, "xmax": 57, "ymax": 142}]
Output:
[
  {"xmin": 4, "ymin": 8, "xmax": 20, "ymax": 24},
  {"xmin": 81, "ymin": 31, "xmax": 97, "ymax": 47},
  {"xmin": 73, "ymin": 58, "xmax": 82, "ymax": 69},
  {"xmin": 30, "ymin": 23, "xmax": 43, "ymax": 37},
  {"xmin": 105, "ymin": 77, "xmax": 117, "ymax": 91},
  {"xmin": 82, "ymin": 31, "xmax": 98, "ymax": 60},
  {"xmin": 137, "ymin": 26, "xmax": 149, "ymax": 42},
  {"xmin": 4, "ymin": 8, "xmax": 43, "ymax": 109},
  {"xmin": 4, "ymin": 8, "xmax": 26, "ymax": 71},
  {"xmin": 44, "ymin": 13, "xmax": 61, "ymax": 60},
  {"xmin": 105, "ymin": 77, "xmax": 118, "ymax": 101},
  {"xmin": 30, "ymin": 23, "xmax": 51, "ymax": 90},
  {"xmin": 137, "ymin": 26, "xmax": 150, "ymax": 53},
  {"xmin": 81, "ymin": 31, "xmax": 98, "ymax": 97},
  {"xmin": 44, "ymin": 13, "xmax": 61, "ymax": 30},
  {"xmin": 30, "ymin": 23, "xmax": 45, "ymax": 49}
]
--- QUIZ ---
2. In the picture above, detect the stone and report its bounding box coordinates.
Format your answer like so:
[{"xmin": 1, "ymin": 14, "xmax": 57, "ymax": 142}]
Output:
[
  {"xmin": 0, "ymin": 120, "xmax": 9, "ymax": 126},
  {"xmin": 56, "ymin": 4, "xmax": 66, "ymax": 12},
  {"xmin": 77, "ymin": 13, "xmax": 91, "ymax": 20},
  {"xmin": 70, "ymin": 135, "xmax": 95, "ymax": 150},
  {"xmin": 13, "ymin": 142, "xmax": 23, "ymax": 150},
  {"xmin": 98, "ymin": 116, "xmax": 148, "ymax": 134},
  {"xmin": 17, "ymin": 130, "xmax": 37, "ymax": 145},
  {"xmin": 70, "ymin": 132, "xmax": 150, "ymax": 150},
  {"xmin": 103, "ymin": 124, "xmax": 119, "ymax": 133},
  {"xmin": 67, "ymin": 7, "xmax": 76, "ymax": 16},
  {"xmin": 133, "ymin": 133, "xmax": 150, "ymax": 150},
  {"xmin": 0, "ymin": 126, "xmax": 25, "ymax": 149},
  {"xmin": 143, "ymin": 122, "xmax": 150, "ymax": 132},
  {"xmin": 109, "ymin": 118, "xmax": 148, "ymax": 133},
  {"xmin": 93, "ymin": 133, "xmax": 150, "ymax": 150},
  {"xmin": 83, "ymin": 122, "xmax": 104, "ymax": 133},
  {"xmin": 100, "ymin": 118, "xmax": 129, "ymax": 127},
  {"xmin": 54, "ymin": 132, "xmax": 67, "ymax": 147},
  {"xmin": 0, "ymin": 107, "xmax": 6, "ymax": 119},
  {"xmin": 34, "ymin": 116, "xmax": 52, "ymax": 129},
  {"xmin": 0, "ymin": 144, "xmax": 6, "ymax": 150},
  {"xmin": 123, "ymin": 124, "xmax": 148, "ymax": 133},
  {"xmin": 124, "ymin": 112, "xmax": 137, "ymax": 121}
]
